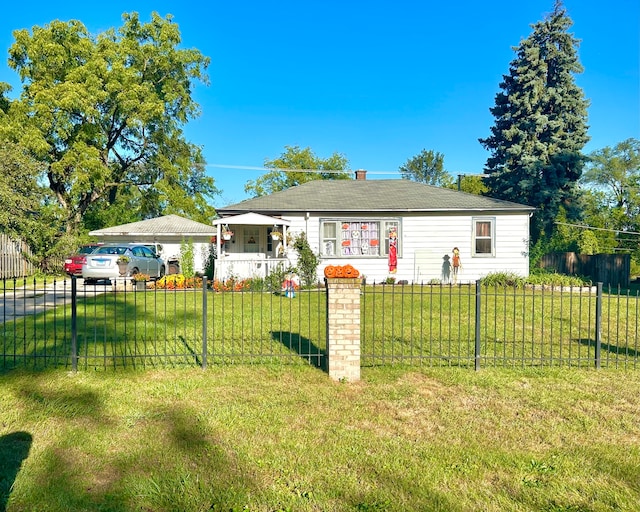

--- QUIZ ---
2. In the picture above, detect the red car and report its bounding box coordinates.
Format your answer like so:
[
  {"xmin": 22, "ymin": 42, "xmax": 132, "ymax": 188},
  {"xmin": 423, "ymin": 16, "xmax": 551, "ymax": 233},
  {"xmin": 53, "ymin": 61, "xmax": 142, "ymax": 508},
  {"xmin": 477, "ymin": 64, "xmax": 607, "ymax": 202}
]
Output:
[{"xmin": 64, "ymin": 244, "xmax": 101, "ymax": 276}]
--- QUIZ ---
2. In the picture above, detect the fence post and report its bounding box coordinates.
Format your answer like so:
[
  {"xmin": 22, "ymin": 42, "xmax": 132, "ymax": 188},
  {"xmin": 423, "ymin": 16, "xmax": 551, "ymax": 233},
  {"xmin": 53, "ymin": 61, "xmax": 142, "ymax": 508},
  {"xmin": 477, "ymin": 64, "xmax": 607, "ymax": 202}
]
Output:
[
  {"xmin": 71, "ymin": 276, "xmax": 78, "ymax": 372},
  {"xmin": 595, "ymin": 282, "xmax": 602, "ymax": 369},
  {"xmin": 202, "ymin": 276, "xmax": 208, "ymax": 369},
  {"xmin": 325, "ymin": 277, "xmax": 362, "ymax": 382},
  {"xmin": 475, "ymin": 279, "xmax": 482, "ymax": 371}
]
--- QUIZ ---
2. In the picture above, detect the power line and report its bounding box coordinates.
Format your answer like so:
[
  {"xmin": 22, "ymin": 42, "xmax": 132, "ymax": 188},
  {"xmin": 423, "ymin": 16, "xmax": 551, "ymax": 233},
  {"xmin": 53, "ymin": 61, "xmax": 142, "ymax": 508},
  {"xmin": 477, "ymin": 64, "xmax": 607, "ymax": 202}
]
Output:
[{"xmin": 555, "ymin": 221, "xmax": 640, "ymax": 236}]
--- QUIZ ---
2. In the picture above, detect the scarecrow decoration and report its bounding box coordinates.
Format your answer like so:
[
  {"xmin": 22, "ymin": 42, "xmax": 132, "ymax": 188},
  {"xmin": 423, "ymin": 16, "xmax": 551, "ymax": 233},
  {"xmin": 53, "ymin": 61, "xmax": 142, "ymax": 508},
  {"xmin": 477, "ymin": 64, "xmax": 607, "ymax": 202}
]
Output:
[
  {"xmin": 282, "ymin": 272, "xmax": 298, "ymax": 298},
  {"xmin": 388, "ymin": 226, "xmax": 398, "ymax": 273},
  {"xmin": 451, "ymin": 247, "xmax": 462, "ymax": 284}
]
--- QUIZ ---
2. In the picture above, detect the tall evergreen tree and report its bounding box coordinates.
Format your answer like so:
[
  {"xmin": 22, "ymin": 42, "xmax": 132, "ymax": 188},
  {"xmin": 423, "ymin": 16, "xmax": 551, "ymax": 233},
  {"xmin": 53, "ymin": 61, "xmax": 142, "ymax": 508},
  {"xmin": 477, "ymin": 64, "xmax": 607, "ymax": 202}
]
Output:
[{"xmin": 479, "ymin": 1, "xmax": 589, "ymax": 242}]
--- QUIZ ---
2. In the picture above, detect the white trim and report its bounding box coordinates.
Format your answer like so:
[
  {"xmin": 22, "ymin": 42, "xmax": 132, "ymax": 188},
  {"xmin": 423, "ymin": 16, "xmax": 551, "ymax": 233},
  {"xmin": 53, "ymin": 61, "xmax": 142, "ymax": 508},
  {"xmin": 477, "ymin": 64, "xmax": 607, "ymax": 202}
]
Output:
[{"xmin": 472, "ymin": 217, "xmax": 495, "ymax": 257}]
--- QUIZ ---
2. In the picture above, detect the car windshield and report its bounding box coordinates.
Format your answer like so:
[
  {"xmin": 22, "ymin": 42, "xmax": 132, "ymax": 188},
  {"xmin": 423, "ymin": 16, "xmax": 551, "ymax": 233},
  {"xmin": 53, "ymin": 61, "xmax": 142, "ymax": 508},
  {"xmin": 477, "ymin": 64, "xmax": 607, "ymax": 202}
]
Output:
[
  {"xmin": 78, "ymin": 246, "xmax": 98, "ymax": 254},
  {"xmin": 95, "ymin": 246, "xmax": 128, "ymax": 255}
]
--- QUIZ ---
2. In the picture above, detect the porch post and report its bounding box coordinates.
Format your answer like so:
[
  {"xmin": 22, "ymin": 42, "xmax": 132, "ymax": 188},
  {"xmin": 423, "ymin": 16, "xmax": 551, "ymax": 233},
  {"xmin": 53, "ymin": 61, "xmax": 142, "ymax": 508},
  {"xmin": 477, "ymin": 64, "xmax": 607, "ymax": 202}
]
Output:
[{"xmin": 325, "ymin": 277, "xmax": 362, "ymax": 382}]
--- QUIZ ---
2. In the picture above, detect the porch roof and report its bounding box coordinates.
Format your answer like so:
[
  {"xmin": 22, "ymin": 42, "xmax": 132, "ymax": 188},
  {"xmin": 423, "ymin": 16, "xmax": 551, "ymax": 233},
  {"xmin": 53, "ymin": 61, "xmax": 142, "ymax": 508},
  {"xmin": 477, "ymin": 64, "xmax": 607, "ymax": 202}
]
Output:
[{"xmin": 212, "ymin": 212, "xmax": 291, "ymax": 226}]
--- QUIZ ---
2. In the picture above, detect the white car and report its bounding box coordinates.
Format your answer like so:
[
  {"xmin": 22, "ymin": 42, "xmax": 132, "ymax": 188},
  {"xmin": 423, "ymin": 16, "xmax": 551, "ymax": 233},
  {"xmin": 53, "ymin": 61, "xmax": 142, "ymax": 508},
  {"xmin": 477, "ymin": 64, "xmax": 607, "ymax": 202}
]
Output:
[{"xmin": 82, "ymin": 244, "xmax": 165, "ymax": 283}]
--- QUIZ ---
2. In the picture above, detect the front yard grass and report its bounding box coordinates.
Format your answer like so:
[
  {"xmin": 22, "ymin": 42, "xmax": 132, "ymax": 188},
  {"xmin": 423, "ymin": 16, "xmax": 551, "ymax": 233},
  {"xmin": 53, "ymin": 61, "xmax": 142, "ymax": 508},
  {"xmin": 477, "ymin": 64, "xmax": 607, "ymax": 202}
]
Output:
[{"xmin": 1, "ymin": 366, "xmax": 639, "ymax": 511}]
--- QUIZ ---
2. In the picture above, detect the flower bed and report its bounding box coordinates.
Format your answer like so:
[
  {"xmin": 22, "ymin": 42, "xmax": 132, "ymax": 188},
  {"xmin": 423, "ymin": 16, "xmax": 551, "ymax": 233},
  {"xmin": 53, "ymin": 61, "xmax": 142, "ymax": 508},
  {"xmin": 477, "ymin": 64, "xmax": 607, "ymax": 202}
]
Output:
[{"xmin": 152, "ymin": 274, "xmax": 203, "ymax": 290}]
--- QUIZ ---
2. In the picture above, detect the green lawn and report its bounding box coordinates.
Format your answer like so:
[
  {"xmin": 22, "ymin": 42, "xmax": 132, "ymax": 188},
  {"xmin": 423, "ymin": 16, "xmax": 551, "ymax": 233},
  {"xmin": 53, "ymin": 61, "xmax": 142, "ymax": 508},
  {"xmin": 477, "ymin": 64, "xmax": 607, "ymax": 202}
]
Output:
[{"xmin": 1, "ymin": 366, "xmax": 639, "ymax": 511}]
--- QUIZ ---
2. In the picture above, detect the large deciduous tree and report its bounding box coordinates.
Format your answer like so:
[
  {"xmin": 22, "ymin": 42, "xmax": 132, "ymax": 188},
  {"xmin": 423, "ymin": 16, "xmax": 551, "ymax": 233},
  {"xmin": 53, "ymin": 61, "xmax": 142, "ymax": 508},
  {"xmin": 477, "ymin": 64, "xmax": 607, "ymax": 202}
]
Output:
[
  {"xmin": 582, "ymin": 138, "xmax": 640, "ymax": 222},
  {"xmin": 448, "ymin": 175, "xmax": 489, "ymax": 195},
  {"xmin": 0, "ymin": 12, "xmax": 217, "ymax": 236},
  {"xmin": 0, "ymin": 142, "xmax": 45, "ymax": 237},
  {"xmin": 0, "ymin": 141, "xmax": 74, "ymax": 269},
  {"xmin": 479, "ymin": 1, "xmax": 589, "ymax": 243},
  {"xmin": 399, "ymin": 149, "xmax": 453, "ymax": 188},
  {"xmin": 244, "ymin": 145, "xmax": 350, "ymax": 197},
  {"xmin": 581, "ymin": 138, "xmax": 640, "ymax": 254}
]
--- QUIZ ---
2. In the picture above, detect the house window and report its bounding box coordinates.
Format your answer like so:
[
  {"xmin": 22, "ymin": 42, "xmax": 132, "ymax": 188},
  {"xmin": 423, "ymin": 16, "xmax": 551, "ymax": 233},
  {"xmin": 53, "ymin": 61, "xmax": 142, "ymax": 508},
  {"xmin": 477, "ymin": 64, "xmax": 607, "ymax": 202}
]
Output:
[
  {"xmin": 320, "ymin": 219, "xmax": 401, "ymax": 258},
  {"xmin": 267, "ymin": 227, "xmax": 274, "ymax": 253},
  {"xmin": 243, "ymin": 227, "xmax": 259, "ymax": 253},
  {"xmin": 473, "ymin": 218, "xmax": 495, "ymax": 256}
]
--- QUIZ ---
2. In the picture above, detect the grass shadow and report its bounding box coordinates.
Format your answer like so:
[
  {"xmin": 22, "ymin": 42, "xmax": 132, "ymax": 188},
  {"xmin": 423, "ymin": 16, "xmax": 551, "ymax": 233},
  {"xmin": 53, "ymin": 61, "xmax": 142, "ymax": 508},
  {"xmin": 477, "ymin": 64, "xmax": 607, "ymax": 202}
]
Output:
[
  {"xmin": 576, "ymin": 338, "xmax": 640, "ymax": 359},
  {"xmin": 0, "ymin": 285, "xmax": 208, "ymax": 371},
  {"xmin": 0, "ymin": 431, "xmax": 32, "ymax": 512},
  {"xmin": 271, "ymin": 330, "xmax": 326, "ymax": 370}
]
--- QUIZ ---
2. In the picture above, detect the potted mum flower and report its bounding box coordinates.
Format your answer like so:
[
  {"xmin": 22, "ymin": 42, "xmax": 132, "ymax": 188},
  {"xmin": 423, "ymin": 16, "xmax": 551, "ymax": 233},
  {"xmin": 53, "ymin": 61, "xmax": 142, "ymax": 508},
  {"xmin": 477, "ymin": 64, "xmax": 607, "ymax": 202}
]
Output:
[
  {"xmin": 116, "ymin": 255, "xmax": 130, "ymax": 275},
  {"xmin": 133, "ymin": 273, "xmax": 150, "ymax": 290}
]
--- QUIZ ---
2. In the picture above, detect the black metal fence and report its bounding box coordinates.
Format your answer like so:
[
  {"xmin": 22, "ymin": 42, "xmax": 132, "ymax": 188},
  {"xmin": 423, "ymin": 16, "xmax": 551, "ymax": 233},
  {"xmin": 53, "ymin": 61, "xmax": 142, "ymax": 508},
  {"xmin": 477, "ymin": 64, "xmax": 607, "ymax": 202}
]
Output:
[
  {"xmin": 361, "ymin": 281, "xmax": 639, "ymax": 369},
  {"xmin": 1, "ymin": 277, "xmax": 639, "ymax": 371},
  {"xmin": 1, "ymin": 277, "xmax": 326, "ymax": 371}
]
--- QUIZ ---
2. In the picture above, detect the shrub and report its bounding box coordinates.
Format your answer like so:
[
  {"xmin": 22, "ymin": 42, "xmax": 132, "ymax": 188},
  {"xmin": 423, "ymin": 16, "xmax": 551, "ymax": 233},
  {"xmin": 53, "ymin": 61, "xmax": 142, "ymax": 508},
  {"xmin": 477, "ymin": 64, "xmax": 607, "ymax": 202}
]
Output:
[
  {"xmin": 265, "ymin": 264, "xmax": 293, "ymax": 292},
  {"xmin": 292, "ymin": 232, "xmax": 319, "ymax": 288},
  {"xmin": 481, "ymin": 271, "xmax": 526, "ymax": 287},
  {"xmin": 179, "ymin": 239, "xmax": 195, "ymax": 278},
  {"xmin": 481, "ymin": 270, "xmax": 591, "ymax": 288},
  {"xmin": 525, "ymin": 271, "xmax": 591, "ymax": 287}
]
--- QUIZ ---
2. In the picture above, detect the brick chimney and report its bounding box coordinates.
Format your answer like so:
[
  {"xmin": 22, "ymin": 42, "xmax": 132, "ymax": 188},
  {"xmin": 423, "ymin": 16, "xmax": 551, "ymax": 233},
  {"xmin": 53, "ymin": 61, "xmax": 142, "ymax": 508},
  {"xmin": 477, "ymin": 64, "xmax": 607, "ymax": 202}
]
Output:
[{"xmin": 355, "ymin": 169, "xmax": 367, "ymax": 180}]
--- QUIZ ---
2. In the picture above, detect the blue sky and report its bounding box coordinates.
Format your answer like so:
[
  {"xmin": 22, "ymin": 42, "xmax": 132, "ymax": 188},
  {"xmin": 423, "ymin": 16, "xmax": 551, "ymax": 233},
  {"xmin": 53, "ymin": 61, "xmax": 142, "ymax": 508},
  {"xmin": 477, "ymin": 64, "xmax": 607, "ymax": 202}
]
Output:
[{"xmin": 2, "ymin": 1, "xmax": 638, "ymax": 206}]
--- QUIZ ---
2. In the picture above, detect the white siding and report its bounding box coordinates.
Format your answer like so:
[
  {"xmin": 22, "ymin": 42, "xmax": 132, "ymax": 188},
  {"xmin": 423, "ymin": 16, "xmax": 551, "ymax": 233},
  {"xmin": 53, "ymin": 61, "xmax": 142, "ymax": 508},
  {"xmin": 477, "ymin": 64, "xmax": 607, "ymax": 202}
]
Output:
[
  {"xmin": 214, "ymin": 211, "xmax": 529, "ymax": 285},
  {"xmin": 281, "ymin": 212, "xmax": 529, "ymax": 284}
]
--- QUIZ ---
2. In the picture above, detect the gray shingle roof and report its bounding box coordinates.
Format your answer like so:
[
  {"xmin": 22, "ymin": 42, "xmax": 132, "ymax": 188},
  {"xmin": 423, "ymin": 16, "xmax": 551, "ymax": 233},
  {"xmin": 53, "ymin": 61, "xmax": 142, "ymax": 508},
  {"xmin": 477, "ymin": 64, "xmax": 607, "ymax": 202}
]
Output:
[
  {"xmin": 88, "ymin": 214, "xmax": 216, "ymax": 236},
  {"xmin": 218, "ymin": 179, "xmax": 533, "ymax": 214}
]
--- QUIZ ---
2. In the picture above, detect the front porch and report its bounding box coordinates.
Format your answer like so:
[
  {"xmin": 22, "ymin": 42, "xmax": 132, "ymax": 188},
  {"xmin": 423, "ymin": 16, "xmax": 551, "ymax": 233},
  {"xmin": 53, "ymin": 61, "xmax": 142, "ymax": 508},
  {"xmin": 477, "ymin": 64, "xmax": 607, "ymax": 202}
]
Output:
[
  {"xmin": 212, "ymin": 212, "xmax": 293, "ymax": 281},
  {"xmin": 214, "ymin": 255, "xmax": 290, "ymax": 281}
]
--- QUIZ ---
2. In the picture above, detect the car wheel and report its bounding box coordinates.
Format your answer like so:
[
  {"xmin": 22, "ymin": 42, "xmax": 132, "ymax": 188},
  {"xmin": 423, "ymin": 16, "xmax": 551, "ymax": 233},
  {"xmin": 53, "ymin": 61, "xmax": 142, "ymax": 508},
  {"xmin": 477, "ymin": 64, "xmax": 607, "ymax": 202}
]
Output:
[
  {"xmin": 159, "ymin": 265, "xmax": 166, "ymax": 279},
  {"xmin": 84, "ymin": 278, "xmax": 95, "ymax": 285}
]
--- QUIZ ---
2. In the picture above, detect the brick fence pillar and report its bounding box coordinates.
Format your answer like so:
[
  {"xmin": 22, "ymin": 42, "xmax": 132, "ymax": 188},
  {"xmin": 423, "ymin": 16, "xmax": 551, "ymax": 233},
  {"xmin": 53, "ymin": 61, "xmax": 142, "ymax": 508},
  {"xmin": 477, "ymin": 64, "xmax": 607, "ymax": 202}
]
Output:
[{"xmin": 325, "ymin": 277, "xmax": 361, "ymax": 382}]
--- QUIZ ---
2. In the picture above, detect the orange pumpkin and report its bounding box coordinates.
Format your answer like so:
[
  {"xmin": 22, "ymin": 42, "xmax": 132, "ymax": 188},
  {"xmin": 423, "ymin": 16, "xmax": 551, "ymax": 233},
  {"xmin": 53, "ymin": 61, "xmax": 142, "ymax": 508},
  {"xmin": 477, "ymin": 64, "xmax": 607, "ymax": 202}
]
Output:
[{"xmin": 324, "ymin": 265, "xmax": 337, "ymax": 278}]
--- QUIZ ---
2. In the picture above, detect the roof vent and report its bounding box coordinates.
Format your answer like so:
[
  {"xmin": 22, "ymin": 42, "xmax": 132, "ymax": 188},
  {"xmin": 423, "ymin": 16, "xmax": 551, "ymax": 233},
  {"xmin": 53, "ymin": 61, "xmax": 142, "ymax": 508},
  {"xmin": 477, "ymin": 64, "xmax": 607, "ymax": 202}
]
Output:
[{"xmin": 355, "ymin": 169, "xmax": 367, "ymax": 180}]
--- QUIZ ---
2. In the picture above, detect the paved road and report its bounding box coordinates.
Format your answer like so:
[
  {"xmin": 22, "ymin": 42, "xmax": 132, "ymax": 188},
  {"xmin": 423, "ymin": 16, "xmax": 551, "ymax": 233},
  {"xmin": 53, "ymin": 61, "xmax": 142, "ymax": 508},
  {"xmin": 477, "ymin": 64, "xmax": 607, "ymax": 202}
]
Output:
[{"xmin": 0, "ymin": 279, "xmax": 111, "ymax": 321}]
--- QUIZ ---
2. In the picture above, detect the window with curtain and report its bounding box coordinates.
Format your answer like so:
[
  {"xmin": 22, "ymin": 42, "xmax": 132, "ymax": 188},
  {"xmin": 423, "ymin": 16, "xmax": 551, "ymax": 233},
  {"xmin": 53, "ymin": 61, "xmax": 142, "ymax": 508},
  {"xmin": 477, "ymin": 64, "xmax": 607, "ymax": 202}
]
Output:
[
  {"xmin": 473, "ymin": 218, "xmax": 495, "ymax": 256},
  {"xmin": 320, "ymin": 219, "xmax": 401, "ymax": 258}
]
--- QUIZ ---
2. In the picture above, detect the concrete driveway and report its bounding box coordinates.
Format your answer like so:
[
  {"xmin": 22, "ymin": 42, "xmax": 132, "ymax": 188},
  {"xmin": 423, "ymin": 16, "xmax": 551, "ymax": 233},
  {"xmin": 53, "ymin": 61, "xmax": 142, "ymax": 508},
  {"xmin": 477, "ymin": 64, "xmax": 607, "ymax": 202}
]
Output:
[{"xmin": 0, "ymin": 278, "xmax": 112, "ymax": 321}]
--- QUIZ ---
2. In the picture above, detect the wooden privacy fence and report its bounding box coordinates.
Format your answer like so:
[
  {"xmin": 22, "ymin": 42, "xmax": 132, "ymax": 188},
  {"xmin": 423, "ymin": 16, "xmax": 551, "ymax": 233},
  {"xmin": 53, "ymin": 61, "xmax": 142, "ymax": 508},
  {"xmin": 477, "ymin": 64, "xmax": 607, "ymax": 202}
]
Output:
[
  {"xmin": 0, "ymin": 234, "xmax": 35, "ymax": 279},
  {"xmin": 540, "ymin": 252, "xmax": 630, "ymax": 288}
]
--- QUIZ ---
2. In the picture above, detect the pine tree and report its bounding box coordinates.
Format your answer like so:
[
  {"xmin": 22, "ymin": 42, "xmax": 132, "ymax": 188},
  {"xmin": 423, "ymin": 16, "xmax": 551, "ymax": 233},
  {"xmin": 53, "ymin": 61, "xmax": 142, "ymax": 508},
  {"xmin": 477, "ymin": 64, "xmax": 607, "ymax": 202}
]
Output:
[{"xmin": 480, "ymin": 1, "xmax": 589, "ymax": 242}]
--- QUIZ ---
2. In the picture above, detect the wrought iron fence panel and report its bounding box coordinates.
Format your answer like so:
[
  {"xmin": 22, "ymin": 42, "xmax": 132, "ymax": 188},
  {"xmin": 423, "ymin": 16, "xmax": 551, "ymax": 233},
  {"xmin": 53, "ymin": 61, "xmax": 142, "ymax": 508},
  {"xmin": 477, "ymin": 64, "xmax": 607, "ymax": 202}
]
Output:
[
  {"xmin": 0, "ymin": 277, "xmax": 327, "ymax": 371},
  {"xmin": 478, "ymin": 284, "xmax": 598, "ymax": 368},
  {"xmin": 361, "ymin": 283, "xmax": 476, "ymax": 367},
  {"xmin": 2, "ymin": 277, "xmax": 640, "ymax": 371},
  {"xmin": 1, "ymin": 277, "xmax": 73, "ymax": 370},
  {"xmin": 74, "ymin": 282, "xmax": 206, "ymax": 370},
  {"xmin": 206, "ymin": 287, "xmax": 326, "ymax": 367},
  {"xmin": 600, "ymin": 285, "xmax": 640, "ymax": 369},
  {"xmin": 361, "ymin": 282, "xmax": 639, "ymax": 369}
]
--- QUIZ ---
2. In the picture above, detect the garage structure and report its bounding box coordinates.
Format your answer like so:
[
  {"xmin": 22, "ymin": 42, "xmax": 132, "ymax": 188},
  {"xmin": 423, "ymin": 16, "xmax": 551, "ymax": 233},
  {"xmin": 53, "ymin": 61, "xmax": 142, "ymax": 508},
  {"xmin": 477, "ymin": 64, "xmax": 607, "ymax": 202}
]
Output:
[{"xmin": 88, "ymin": 214, "xmax": 217, "ymax": 275}]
